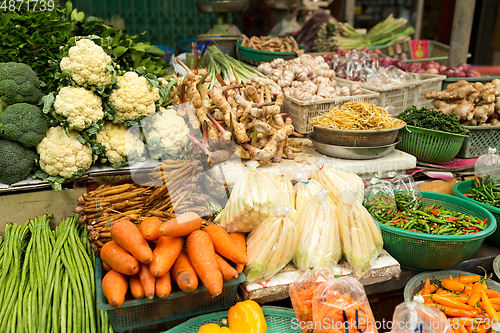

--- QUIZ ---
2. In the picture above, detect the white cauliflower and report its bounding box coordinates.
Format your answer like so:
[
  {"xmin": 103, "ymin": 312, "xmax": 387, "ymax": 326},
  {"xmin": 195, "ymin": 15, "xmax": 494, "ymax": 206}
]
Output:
[
  {"xmin": 37, "ymin": 126, "xmax": 93, "ymax": 178},
  {"xmin": 109, "ymin": 72, "xmax": 160, "ymax": 121},
  {"xmin": 60, "ymin": 39, "xmax": 114, "ymax": 86},
  {"xmin": 143, "ymin": 107, "xmax": 190, "ymax": 157},
  {"xmin": 96, "ymin": 122, "xmax": 145, "ymax": 165},
  {"xmin": 53, "ymin": 86, "xmax": 104, "ymax": 130}
]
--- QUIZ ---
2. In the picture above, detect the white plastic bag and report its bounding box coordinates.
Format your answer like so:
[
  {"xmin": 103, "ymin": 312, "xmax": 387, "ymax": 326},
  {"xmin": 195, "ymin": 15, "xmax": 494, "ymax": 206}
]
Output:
[
  {"xmin": 475, "ymin": 147, "xmax": 500, "ymax": 183},
  {"xmin": 390, "ymin": 301, "xmax": 453, "ymax": 333},
  {"xmin": 273, "ymin": 174, "xmax": 296, "ymax": 208},
  {"xmin": 392, "ymin": 175, "xmax": 422, "ymax": 211}
]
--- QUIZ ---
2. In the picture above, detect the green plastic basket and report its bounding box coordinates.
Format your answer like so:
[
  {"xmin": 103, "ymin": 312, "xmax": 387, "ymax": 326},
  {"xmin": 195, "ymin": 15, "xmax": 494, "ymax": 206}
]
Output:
[
  {"xmin": 165, "ymin": 306, "xmax": 301, "ymax": 332},
  {"xmin": 452, "ymin": 179, "xmax": 500, "ymax": 246},
  {"xmin": 378, "ymin": 191, "xmax": 496, "ymax": 271},
  {"xmin": 95, "ymin": 257, "xmax": 245, "ymax": 332},
  {"xmin": 494, "ymin": 255, "xmax": 500, "ymax": 281},
  {"xmin": 404, "ymin": 270, "xmax": 500, "ymax": 302},
  {"xmin": 397, "ymin": 125, "xmax": 468, "ymax": 164},
  {"xmin": 236, "ymin": 40, "xmax": 303, "ymax": 65}
]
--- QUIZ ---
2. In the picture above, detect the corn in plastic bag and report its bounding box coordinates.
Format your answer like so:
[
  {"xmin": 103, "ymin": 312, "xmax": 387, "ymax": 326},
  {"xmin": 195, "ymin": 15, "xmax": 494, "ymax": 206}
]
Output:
[
  {"xmin": 274, "ymin": 174, "xmax": 295, "ymax": 208},
  {"xmin": 313, "ymin": 166, "xmax": 364, "ymax": 205}
]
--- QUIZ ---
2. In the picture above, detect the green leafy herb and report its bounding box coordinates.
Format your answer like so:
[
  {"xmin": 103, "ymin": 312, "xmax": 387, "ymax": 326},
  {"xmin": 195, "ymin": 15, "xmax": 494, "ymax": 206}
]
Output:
[{"xmin": 396, "ymin": 106, "xmax": 470, "ymax": 135}]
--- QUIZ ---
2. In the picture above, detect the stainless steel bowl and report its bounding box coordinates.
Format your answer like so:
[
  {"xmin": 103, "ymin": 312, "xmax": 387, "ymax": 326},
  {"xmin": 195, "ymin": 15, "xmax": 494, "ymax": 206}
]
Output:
[
  {"xmin": 308, "ymin": 133, "xmax": 402, "ymax": 160},
  {"xmin": 312, "ymin": 123, "xmax": 405, "ymax": 147},
  {"xmin": 195, "ymin": 1, "xmax": 249, "ymax": 14}
]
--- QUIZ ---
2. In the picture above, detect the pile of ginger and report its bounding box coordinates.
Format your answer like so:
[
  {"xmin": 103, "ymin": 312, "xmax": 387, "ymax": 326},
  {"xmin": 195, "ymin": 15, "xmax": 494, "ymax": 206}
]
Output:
[{"xmin": 425, "ymin": 79, "xmax": 500, "ymax": 126}]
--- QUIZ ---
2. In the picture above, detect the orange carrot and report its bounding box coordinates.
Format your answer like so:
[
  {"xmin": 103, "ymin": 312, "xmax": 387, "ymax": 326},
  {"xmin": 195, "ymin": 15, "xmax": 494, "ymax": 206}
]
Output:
[
  {"xmin": 230, "ymin": 232, "xmax": 246, "ymax": 273},
  {"xmin": 156, "ymin": 271, "xmax": 172, "ymax": 298},
  {"xmin": 102, "ymin": 270, "xmax": 128, "ymax": 307},
  {"xmin": 111, "ymin": 219, "xmax": 153, "ymax": 264},
  {"xmin": 203, "ymin": 225, "xmax": 248, "ymax": 265},
  {"xmin": 139, "ymin": 217, "xmax": 163, "ymax": 241},
  {"xmin": 159, "ymin": 212, "xmax": 202, "ymax": 237},
  {"xmin": 129, "ymin": 274, "xmax": 145, "ymax": 299},
  {"xmin": 138, "ymin": 263, "xmax": 156, "ymax": 300},
  {"xmin": 215, "ymin": 253, "xmax": 239, "ymax": 281},
  {"xmin": 100, "ymin": 241, "xmax": 140, "ymax": 276},
  {"xmin": 149, "ymin": 236, "xmax": 183, "ymax": 277},
  {"xmin": 171, "ymin": 249, "xmax": 198, "ymax": 293},
  {"xmin": 186, "ymin": 230, "xmax": 223, "ymax": 296},
  {"xmin": 102, "ymin": 262, "xmax": 112, "ymax": 272}
]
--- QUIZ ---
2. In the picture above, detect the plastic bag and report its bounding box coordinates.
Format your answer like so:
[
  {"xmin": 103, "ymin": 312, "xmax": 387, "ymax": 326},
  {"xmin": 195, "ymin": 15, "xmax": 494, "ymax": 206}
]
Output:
[
  {"xmin": 335, "ymin": 191, "xmax": 383, "ymax": 277},
  {"xmin": 364, "ymin": 179, "xmax": 397, "ymax": 222},
  {"xmin": 273, "ymin": 173, "xmax": 296, "ymax": 208},
  {"xmin": 294, "ymin": 170, "xmax": 330, "ymax": 211},
  {"xmin": 217, "ymin": 161, "xmax": 296, "ymax": 233},
  {"xmin": 294, "ymin": 190, "xmax": 342, "ymax": 270},
  {"xmin": 312, "ymin": 276, "xmax": 377, "ymax": 333},
  {"xmin": 313, "ymin": 165, "xmax": 364, "ymax": 206},
  {"xmin": 475, "ymin": 147, "xmax": 500, "ymax": 183},
  {"xmin": 390, "ymin": 301, "xmax": 453, "ymax": 333},
  {"xmin": 245, "ymin": 206, "xmax": 298, "ymax": 282},
  {"xmin": 392, "ymin": 175, "xmax": 422, "ymax": 212}
]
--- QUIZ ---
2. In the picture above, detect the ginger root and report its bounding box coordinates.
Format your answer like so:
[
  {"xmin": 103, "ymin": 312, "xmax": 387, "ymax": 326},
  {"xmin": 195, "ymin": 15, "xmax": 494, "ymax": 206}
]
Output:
[
  {"xmin": 432, "ymin": 99, "xmax": 474, "ymax": 121},
  {"xmin": 425, "ymin": 80, "xmax": 475, "ymax": 100}
]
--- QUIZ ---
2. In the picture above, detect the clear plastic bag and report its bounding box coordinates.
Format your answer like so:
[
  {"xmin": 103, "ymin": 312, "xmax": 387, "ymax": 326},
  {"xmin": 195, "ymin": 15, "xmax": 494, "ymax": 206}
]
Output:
[
  {"xmin": 245, "ymin": 206, "xmax": 298, "ymax": 282},
  {"xmin": 274, "ymin": 171, "xmax": 296, "ymax": 208},
  {"xmin": 313, "ymin": 164, "xmax": 364, "ymax": 206},
  {"xmin": 392, "ymin": 175, "xmax": 422, "ymax": 212},
  {"xmin": 390, "ymin": 301, "xmax": 453, "ymax": 333},
  {"xmin": 364, "ymin": 179, "xmax": 397, "ymax": 222},
  {"xmin": 294, "ymin": 170, "xmax": 329, "ymax": 211},
  {"xmin": 216, "ymin": 161, "xmax": 296, "ymax": 233},
  {"xmin": 475, "ymin": 147, "xmax": 500, "ymax": 183},
  {"xmin": 312, "ymin": 276, "xmax": 377, "ymax": 333},
  {"xmin": 293, "ymin": 190, "xmax": 342, "ymax": 270},
  {"xmin": 335, "ymin": 191, "xmax": 383, "ymax": 277}
]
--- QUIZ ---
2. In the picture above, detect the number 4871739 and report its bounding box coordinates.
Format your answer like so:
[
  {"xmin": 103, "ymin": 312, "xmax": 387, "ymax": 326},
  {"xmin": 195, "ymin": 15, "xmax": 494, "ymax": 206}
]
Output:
[{"xmin": 0, "ymin": 0, "xmax": 55, "ymax": 11}]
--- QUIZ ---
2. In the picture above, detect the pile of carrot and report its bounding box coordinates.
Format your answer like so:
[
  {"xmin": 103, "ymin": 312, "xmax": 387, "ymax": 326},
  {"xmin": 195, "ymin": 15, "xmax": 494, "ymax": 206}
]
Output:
[
  {"xmin": 418, "ymin": 274, "xmax": 500, "ymax": 333},
  {"xmin": 100, "ymin": 212, "xmax": 248, "ymax": 307}
]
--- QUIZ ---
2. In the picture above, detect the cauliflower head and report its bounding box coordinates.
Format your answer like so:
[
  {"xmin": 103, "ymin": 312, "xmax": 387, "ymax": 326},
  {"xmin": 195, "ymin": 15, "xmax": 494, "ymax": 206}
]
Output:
[
  {"xmin": 144, "ymin": 107, "xmax": 190, "ymax": 156},
  {"xmin": 96, "ymin": 122, "xmax": 145, "ymax": 164},
  {"xmin": 53, "ymin": 86, "xmax": 103, "ymax": 131},
  {"xmin": 109, "ymin": 72, "xmax": 160, "ymax": 121},
  {"xmin": 60, "ymin": 39, "xmax": 114, "ymax": 86},
  {"xmin": 37, "ymin": 126, "xmax": 93, "ymax": 179}
]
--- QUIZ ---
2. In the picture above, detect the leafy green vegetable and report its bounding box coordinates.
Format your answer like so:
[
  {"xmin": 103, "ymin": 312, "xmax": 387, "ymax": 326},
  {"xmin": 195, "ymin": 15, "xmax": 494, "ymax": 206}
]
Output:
[{"xmin": 396, "ymin": 106, "xmax": 470, "ymax": 135}]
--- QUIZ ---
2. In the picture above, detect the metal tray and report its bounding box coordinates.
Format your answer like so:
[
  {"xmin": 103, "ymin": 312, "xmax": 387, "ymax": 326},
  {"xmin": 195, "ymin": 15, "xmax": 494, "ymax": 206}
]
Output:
[
  {"xmin": 308, "ymin": 133, "xmax": 401, "ymax": 160},
  {"xmin": 312, "ymin": 123, "xmax": 405, "ymax": 147}
]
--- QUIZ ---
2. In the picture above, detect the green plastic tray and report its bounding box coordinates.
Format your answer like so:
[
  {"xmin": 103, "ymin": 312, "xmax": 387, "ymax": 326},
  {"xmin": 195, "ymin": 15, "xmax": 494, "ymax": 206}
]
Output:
[
  {"xmin": 236, "ymin": 40, "xmax": 303, "ymax": 65},
  {"xmin": 378, "ymin": 191, "xmax": 496, "ymax": 271},
  {"xmin": 165, "ymin": 306, "xmax": 301, "ymax": 333},
  {"xmin": 397, "ymin": 125, "xmax": 468, "ymax": 164},
  {"xmin": 404, "ymin": 270, "xmax": 500, "ymax": 302},
  {"xmin": 452, "ymin": 179, "xmax": 500, "ymax": 246}
]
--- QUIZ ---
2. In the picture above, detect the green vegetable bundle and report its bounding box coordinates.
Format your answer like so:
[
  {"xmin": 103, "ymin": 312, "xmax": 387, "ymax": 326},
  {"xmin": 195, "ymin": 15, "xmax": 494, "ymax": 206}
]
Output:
[
  {"xmin": 464, "ymin": 175, "xmax": 500, "ymax": 208},
  {"xmin": 396, "ymin": 106, "xmax": 470, "ymax": 135}
]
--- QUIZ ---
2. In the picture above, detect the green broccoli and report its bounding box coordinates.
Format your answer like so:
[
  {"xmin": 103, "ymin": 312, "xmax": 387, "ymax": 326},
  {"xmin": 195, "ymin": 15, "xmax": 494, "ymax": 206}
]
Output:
[
  {"xmin": 0, "ymin": 139, "xmax": 38, "ymax": 185},
  {"xmin": 0, "ymin": 62, "xmax": 43, "ymax": 110},
  {"xmin": 0, "ymin": 103, "xmax": 51, "ymax": 147}
]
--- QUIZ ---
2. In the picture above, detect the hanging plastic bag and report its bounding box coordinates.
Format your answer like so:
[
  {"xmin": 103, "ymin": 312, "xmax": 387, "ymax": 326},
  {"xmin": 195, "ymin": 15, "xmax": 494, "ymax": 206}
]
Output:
[
  {"xmin": 475, "ymin": 147, "xmax": 500, "ymax": 184},
  {"xmin": 245, "ymin": 206, "xmax": 298, "ymax": 282},
  {"xmin": 335, "ymin": 191, "xmax": 383, "ymax": 277},
  {"xmin": 313, "ymin": 163, "xmax": 364, "ymax": 205},
  {"xmin": 294, "ymin": 190, "xmax": 342, "ymax": 270},
  {"xmin": 273, "ymin": 167, "xmax": 296, "ymax": 208},
  {"xmin": 364, "ymin": 179, "xmax": 397, "ymax": 222},
  {"xmin": 216, "ymin": 161, "xmax": 296, "ymax": 233},
  {"xmin": 294, "ymin": 170, "xmax": 330, "ymax": 211},
  {"xmin": 391, "ymin": 175, "xmax": 422, "ymax": 212},
  {"xmin": 312, "ymin": 276, "xmax": 377, "ymax": 333},
  {"xmin": 390, "ymin": 301, "xmax": 453, "ymax": 333}
]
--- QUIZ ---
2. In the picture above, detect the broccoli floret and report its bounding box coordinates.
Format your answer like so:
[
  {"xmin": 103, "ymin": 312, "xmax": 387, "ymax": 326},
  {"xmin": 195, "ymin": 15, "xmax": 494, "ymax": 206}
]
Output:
[
  {"xmin": 0, "ymin": 139, "xmax": 38, "ymax": 185},
  {"xmin": 0, "ymin": 103, "xmax": 51, "ymax": 147},
  {"xmin": 0, "ymin": 62, "xmax": 43, "ymax": 109}
]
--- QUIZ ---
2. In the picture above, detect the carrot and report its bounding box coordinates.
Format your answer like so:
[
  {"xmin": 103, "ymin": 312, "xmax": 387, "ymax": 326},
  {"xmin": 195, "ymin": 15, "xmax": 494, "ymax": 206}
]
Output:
[
  {"xmin": 156, "ymin": 271, "xmax": 172, "ymax": 298},
  {"xmin": 203, "ymin": 225, "xmax": 248, "ymax": 265},
  {"xmin": 102, "ymin": 262, "xmax": 112, "ymax": 272},
  {"xmin": 229, "ymin": 232, "xmax": 246, "ymax": 273},
  {"xmin": 481, "ymin": 290, "xmax": 499, "ymax": 321},
  {"xmin": 102, "ymin": 270, "xmax": 128, "ymax": 307},
  {"xmin": 100, "ymin": 241, "xmax": 140, "ymax": 276},
  {"xmin": 138, "ymin": 263, "xmax": 156, "ymax": 300},
  {"xmin": 468, "ymin": 283, "xmax": 487, "ymax": 307},
  {"xmin": 139, "ymin": 217, "xmax": 163, "ymax": 241},
  {"xmin": 215, "ymin": 253, "xmax": 239, "ymax": 281},
  {"xmin": 149, "ymin": 236, "xmax": 183, "ymax": 277},
  {"xmin": 430, "ymin": 295, "xmax": 474, "ymax": 310},
  {"xmin": 171, "ymin": 249, "xmax": 198, "ymax": 293},
  {"xmin": 159, "ymin": 212, "xmax": 202, "ymax": 237},
  {"xmin": 111, "ymin": 219, "xmax": 153, "ymax": 264},
  {"xmin": 129, "ymin": 274, "xmax": 145, "ymax": 299},
  {"xmin": 186, "ymin": 230, "xmax": 223, "ymax": 296}
]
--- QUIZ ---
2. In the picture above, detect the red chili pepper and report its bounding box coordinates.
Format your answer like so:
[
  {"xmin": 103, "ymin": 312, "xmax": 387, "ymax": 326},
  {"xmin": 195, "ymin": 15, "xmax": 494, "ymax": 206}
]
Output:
[
  {"xmin": 464, "ymin": 193, "xmax": 473, "ymax": 197},
  {"xmin": 463, "ymin": 232, "xmax": 467, "ymax": 234},
  {"xmin": 463, "ymin": 227, "xmax": 477, "ymax": 230},
  {"xmin": 483, "ymin": 218, "xmax": 488, "ymax": 224},
  {"xmin": 445, "ymin": 217, "xmax": 461, "ymax": 221},
  {"xmin": 465, "ymin": 217, "xmax": 469, "ymax": 221},
  {"xmin": 382, "ymin": 198, "xmax": 390, "ymax": 205},
  {"xmin": 429, "ymin": 209, "xmax": 440, "ymax": 216}
]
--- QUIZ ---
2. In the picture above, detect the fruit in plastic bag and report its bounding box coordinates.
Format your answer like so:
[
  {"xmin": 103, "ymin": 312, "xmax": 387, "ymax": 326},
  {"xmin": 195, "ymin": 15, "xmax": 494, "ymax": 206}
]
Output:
[
  {"xmin": 313, "ymin": 166, "xmax": 364, "ymax": 205},
  {"xmin": 294, "ymin": 190, "xmax": 342, "ymax": 270},
  {"xmin": 335, "ymin": 191, "xmax": 383, "ymax": 277},
  {"xmin": 245, "ymin": 206, "xmax": 298, "ymax": 282},
  {"xmin": 312, "ymin": 276, "xmax": 377, "ymax": 333},
  {"xmin": 216, "ymin": 161, "xmax": 296, "ymax": 233},
  {"xmin": 273, "ymin": 174, "xmax": 295, "ymax": 208},
  {"xmin": 390, "ymin": 301, "xmax": 453, "ymax": 333},
  {"xmin": 475, "ymin": 147, "xmax": 500, "ymax": 183}
]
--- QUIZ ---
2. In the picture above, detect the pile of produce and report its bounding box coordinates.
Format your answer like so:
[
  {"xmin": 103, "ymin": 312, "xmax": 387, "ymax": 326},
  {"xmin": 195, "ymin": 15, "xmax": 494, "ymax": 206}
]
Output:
[
  {"xmin": 425, "ymin": 79, "xmax": 500, "ymax": 126},
  {"xmin": 464, "ymin": 176, "xmax": 500, "ymax": 208},
  {"xmin": 197, "ymin": 300, "xmax": 267, "ymax": 332},
  {"xmin": 310, "ymin": 101, "xmax": 405, "ymax": 130},
  {"xmin": 396, "ymin": 106, "xmax": 470, "ymax": 135},
  {"xmin": 240, "ymin": 34, "xmax": 299, "ymax": 52},
  {"xmin": 257, "ymin": 54, "xmax": 364, "ymax": 101},
  {"xmin": 406, "ymin": 61, "xmax": 481, "ymax": 77},
  {"xmin": 0, "ymin": 214, "xmax": 113, "ymax": 332},
  {"xmin": 100, "ymin": 218, "xmax": 247, "ymax": 304}
]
